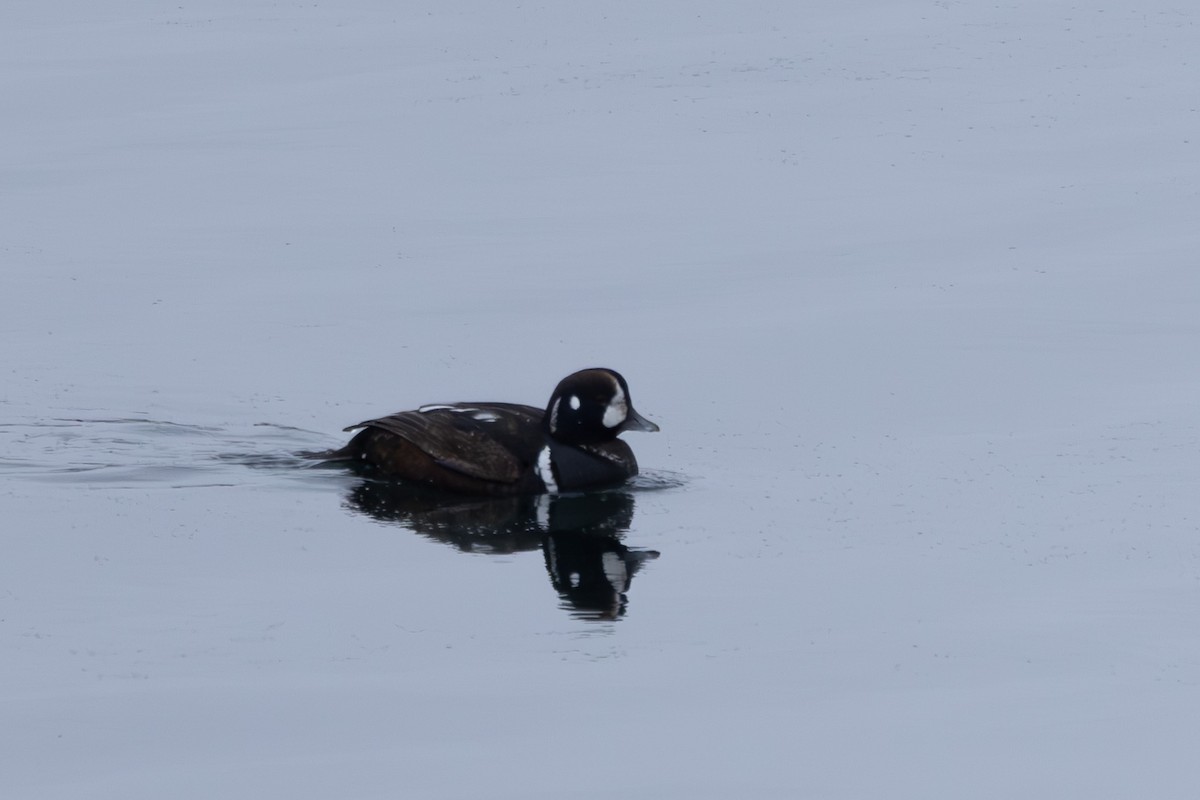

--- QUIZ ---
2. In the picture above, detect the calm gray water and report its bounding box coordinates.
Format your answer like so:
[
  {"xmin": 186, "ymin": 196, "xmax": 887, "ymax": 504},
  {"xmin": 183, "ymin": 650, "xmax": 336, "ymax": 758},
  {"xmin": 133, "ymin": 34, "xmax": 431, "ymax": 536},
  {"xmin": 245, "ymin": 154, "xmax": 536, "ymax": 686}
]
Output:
[{"xmin": 5, "ymin": 3, "xmax": 1200, "ymax": 798}]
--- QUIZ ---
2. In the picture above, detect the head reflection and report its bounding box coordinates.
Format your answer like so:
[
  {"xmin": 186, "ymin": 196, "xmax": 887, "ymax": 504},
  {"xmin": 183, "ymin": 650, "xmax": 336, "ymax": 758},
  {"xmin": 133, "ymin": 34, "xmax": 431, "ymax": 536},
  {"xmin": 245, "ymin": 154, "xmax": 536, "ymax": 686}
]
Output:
[{"xmin": 345, "ymin": 483, "xmax": 659, "ymax": 619}]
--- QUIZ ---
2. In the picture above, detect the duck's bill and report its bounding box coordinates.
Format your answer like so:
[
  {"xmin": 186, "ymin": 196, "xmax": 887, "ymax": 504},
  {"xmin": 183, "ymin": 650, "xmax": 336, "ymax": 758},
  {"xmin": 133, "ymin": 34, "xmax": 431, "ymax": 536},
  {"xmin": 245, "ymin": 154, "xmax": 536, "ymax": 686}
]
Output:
[{"xmin": 623, "ymin": 407, "xmax": 660, "ymax": 433}]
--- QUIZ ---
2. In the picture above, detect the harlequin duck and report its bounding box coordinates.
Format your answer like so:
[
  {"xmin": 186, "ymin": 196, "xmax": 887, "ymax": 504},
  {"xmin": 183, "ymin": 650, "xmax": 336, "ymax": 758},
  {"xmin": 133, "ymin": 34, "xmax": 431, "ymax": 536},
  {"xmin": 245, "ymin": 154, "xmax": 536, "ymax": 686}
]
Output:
[{"xmin": 322, "ymin": 368, "xmax": 658, "ymax": 496}]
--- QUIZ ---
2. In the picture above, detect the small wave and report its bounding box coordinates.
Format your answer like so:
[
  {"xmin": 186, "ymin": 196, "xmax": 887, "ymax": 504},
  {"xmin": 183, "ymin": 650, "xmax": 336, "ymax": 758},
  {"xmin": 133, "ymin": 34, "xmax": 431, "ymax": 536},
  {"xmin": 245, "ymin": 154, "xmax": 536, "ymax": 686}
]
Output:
[
  {"xmin": 625, "ymin": 470, "xmax": 689, "ymax": 492},
  {"xmin": 1, "ymin": 415, "xmax": 687, "ymax": 495},
  {"xmin": 0, "ymin": 415, "xmax": 340, "ymax": 488}
]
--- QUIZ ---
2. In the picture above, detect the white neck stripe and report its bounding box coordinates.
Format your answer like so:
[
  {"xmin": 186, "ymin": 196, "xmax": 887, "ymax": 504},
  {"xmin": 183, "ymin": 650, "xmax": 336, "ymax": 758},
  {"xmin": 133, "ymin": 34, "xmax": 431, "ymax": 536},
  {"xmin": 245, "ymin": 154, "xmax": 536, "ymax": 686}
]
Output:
[{"xmin": 537, "ymin": 446, "xmax": 558, "ymax": 492}]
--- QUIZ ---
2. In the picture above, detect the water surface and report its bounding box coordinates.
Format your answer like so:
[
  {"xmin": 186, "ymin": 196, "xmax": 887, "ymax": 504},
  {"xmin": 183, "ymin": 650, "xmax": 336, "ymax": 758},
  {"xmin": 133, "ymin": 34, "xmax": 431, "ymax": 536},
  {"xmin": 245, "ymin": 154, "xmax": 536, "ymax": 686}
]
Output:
[{"xmin": 4, "ymin": 3, "xmax": 1200, "ymax": 798}]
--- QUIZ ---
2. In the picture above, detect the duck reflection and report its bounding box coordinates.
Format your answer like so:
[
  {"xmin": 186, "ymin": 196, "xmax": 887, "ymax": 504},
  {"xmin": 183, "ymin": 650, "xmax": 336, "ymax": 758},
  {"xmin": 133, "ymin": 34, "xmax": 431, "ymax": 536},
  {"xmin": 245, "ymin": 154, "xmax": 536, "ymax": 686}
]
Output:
[{"xmin": 344, "ymin": 482, "xmax": 659, "ymax": 619}]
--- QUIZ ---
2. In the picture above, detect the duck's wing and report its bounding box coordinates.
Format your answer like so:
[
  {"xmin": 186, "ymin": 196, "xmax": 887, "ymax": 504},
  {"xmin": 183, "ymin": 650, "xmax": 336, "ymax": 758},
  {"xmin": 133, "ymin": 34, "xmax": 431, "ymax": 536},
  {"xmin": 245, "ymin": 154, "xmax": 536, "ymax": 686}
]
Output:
[{"xmin": 344, "ymin": 402, "xmax": 545, "ymax": 483}]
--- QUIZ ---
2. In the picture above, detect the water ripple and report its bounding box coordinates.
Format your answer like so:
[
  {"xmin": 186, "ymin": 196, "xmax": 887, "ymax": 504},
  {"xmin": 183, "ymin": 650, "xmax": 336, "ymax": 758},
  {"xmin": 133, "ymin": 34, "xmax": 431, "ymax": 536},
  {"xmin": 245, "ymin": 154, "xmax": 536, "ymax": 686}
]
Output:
[
  {"xmin": 0, "ymin": 416, "xmax": 688, "ymax": 495},
  {"xmin": 0, "ymin": 416, "xmax": 337, "ymax": 488}
]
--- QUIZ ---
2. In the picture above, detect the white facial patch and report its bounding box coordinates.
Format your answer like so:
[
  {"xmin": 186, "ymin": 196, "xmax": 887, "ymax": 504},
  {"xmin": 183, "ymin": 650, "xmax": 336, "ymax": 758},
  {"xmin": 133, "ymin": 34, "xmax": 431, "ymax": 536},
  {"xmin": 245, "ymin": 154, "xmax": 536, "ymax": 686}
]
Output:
[
  {"xmin": 602, "ymin": 551, "xmax": 628, "ymax": 591},
  {"xmin": 602, "ymin": 383, "xmax": 628, "ymax": 428},
  {"xmin": 537, "ymin": 446, "xmax": 558, "ymax": 492},
  {"xmin": 568, "ymin": 394, "xmax": 581, "ymax": 410},
  {"xmin": 548, "ymin": 397, "xmax": 561, "ymax": 433}
]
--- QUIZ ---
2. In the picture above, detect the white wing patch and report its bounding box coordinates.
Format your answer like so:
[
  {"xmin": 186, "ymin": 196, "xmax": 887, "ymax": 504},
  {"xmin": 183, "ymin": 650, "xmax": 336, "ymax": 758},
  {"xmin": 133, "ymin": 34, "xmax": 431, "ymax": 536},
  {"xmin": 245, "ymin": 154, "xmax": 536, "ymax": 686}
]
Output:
[
  {"xmin": 602, "ymin": 383, "xmax": 627, "ymax": 428},
  {"xmin": 418, "ymin": 404, "xmax": 498, "ymax": 422},
  {"xmin": 537, "ymin": 446, "xmax": 559, "ymax": 492}
]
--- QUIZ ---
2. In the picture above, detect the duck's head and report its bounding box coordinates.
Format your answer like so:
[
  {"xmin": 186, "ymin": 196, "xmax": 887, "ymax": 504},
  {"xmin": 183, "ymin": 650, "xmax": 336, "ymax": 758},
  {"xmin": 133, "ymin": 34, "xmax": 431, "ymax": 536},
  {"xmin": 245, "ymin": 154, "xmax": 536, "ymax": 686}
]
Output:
[{"xmin": 544, "ymin": 368, "xmax": 659, "ymax": 445}]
